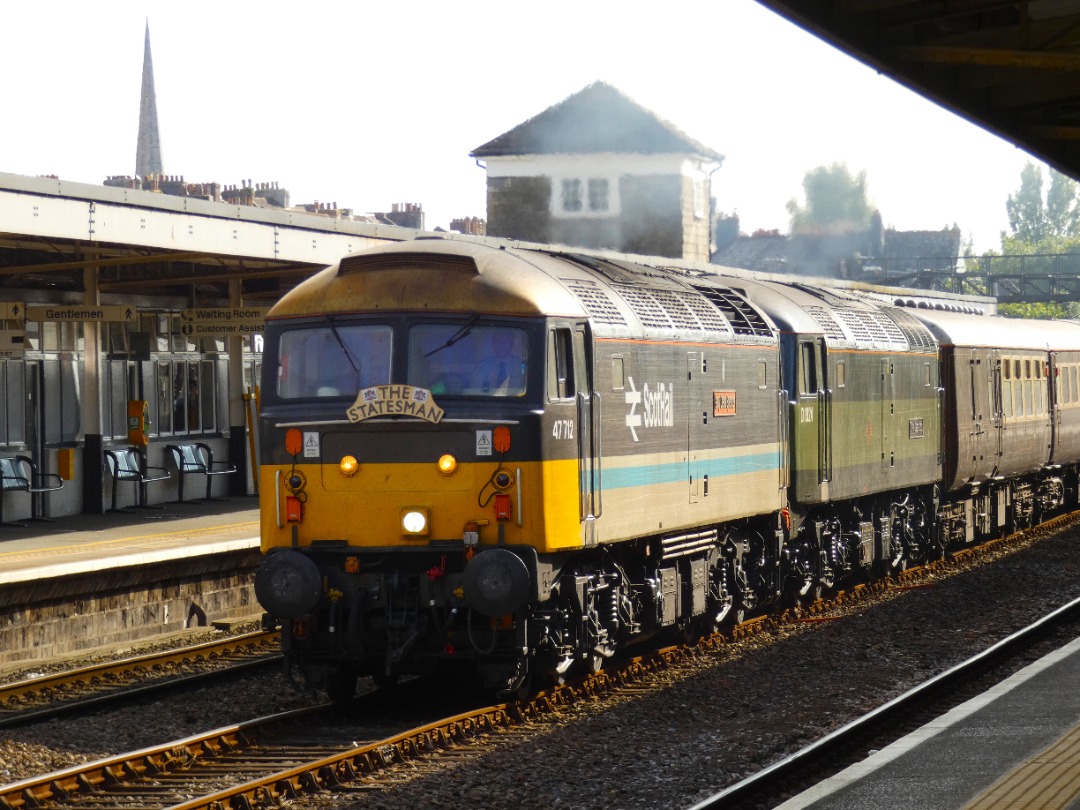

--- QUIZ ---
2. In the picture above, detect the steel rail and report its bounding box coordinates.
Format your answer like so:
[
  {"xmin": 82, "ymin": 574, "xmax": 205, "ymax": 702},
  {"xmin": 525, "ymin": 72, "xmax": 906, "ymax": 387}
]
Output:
[{"xmin": 0, "ymin": 630, "xmax": 280, "ymax": 727}]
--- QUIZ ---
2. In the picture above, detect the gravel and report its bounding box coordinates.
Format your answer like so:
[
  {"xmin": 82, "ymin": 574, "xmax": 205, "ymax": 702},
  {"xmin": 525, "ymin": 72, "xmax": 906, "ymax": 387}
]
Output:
[{"xmin": 3, "ymin": 524, "xmax": 1080, "ymax": 809}]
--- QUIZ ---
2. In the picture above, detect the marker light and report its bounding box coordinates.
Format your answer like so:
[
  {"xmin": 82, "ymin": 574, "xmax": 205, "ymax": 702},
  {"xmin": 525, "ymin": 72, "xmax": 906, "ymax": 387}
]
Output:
[
  {"xmin": 438, "ymin": 454, "xmax": 458, "ymax": 475},
  {"xmin": 339, "ymin": 455, "xmax": 359, "ymax": 476},
  {"xmin": 402, "ymin": 508, "xmax": 430, "ymax": 536},
  {"xmin": 285, "ymin": 428, "xmax": 303, "ymax": 456}
]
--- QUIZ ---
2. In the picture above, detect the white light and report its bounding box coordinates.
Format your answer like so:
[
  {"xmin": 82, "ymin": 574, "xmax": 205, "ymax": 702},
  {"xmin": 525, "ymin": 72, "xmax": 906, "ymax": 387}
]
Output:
[{"xmin": 403, "ymin": 510, "xmax": 427, "ymax": 534}]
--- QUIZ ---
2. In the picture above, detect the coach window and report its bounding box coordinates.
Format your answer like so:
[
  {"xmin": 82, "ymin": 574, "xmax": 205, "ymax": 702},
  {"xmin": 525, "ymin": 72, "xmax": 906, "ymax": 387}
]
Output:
[
  {"xmin": 760, "ymin": 360, "xmax": 769, "ymax": 389},
  {"xmin": 835, "ymin": 360, "xmax": 845, "ymax": 389}
]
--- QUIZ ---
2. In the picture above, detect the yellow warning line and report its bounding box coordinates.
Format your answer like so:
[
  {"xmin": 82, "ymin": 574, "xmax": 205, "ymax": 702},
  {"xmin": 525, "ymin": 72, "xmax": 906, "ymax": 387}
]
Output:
[
  {"xmin": 0, "ymin": 520, "xmax": 259, "ymax": 562},
  {"xmin": 964, "ymin": 721, "xmax": 1080, "ymax": 808}
]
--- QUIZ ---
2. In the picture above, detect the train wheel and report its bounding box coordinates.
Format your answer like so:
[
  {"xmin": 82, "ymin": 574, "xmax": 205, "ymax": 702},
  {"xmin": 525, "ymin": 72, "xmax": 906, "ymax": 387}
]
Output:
[
  {"xmin": 371, "ymin": 671, "xmax": 399, "ymax": 690},
  {"xmin": 326, "ymin": 666, "xmax": 358, "ymax": 704}
]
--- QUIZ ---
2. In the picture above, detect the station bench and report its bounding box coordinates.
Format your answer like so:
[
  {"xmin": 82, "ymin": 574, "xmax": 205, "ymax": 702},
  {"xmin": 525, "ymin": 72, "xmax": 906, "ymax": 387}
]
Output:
[
  {"xmin": 0, "ymin": 455, "xmax": 64, "ymax": 527},
  {"xmin": 104, "ymin": 447, "xmax": 170, "ymax": 512},
  {"xmin": 165, "ymin": 443, "xmax": 237, "ymax": 503}
]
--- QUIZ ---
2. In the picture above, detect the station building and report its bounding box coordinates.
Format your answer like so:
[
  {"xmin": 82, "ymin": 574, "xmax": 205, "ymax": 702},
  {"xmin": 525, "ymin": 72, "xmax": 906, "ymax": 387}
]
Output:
[{"xmin": 0, "ymin": 171, "xmax": 419, "ymax": 519}]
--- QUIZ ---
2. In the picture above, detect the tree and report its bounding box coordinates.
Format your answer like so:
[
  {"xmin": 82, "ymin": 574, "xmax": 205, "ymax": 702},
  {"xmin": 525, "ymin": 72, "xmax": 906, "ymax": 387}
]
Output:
[
  {"xmin": 1005, "ymin": 161, "xmax": 1080, "ymax": 244},
  {"xmin": 787, "ymin": 163, "xmax": 873, "ymax": 234}
]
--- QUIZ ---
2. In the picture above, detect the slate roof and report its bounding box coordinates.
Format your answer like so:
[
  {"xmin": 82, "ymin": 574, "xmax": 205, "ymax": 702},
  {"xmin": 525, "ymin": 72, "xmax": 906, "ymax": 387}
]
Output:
[
  {"xmin": 712, "ymin": 227, "xmax": 961, "ymax": 277},
  {"xmin": 470, "ymin": 81, "xmax": 723, "ymax": 161}
]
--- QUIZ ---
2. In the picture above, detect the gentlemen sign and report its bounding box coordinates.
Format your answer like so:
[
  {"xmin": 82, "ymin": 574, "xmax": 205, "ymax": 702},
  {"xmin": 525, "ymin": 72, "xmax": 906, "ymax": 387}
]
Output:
[{"xmin": 25, "ymin": 305, "xmax": 137, "ymax": 322}]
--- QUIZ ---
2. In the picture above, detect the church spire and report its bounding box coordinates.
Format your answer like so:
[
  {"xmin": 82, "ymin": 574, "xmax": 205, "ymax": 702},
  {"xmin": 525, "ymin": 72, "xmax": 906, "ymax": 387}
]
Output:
[{"xmin": 135, "ymin": 20, "xmax": 163, "ymax": 179}]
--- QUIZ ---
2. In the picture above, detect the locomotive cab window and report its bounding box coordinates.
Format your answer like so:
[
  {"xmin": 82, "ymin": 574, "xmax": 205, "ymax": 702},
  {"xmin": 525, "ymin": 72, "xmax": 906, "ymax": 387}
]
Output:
[
  {"xmin": 277, "ymin": 324, "xmax": 392, "ymax": 399},
  {"xmin": 548, "ymin": 328, "xmax": 575, "ymax": 401},
  {"xmin": 798, "ymin": 342, "xmax": 821, "ymax": 395},
  {"xmin": 409, "ymin": 324, "xmax": 528, "ymax": 397}
]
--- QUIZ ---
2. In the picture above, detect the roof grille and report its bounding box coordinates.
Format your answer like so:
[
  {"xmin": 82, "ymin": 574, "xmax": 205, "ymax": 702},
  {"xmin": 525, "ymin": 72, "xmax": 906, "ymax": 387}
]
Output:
[
  {"xmin": 693, "ymin": 285, "xmax": 773, "ymax": 337},
  {"xmin": 613, "ymin": 285, "xmax": 681, "ymax": 329},
  {"xmin": 562, "ymin": 279, "xmax": 627, "ymax": 325},
  {"xmin": 833, "ymin": 308, "xmax": 907, "ymax": 345},
  {"xmin": 611, "ymin": 284, "xmax": 736, "ymax": 335},
  {"xmin": 338, "ymin": 252, "xmax": 478, "ymax": 275},
  {"xmin": 885, "ymin": 308, "xmax": 938, "ymax": 351},
  {"xmin": 804, "ymin": 306, "xmax": 847, "ymax": 341}
]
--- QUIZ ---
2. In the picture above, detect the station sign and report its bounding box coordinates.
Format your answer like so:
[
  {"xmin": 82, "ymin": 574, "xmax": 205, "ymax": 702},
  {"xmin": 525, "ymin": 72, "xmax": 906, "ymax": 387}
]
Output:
[
  {"xmin": 25, "ymin": 304, "xmax": 137, "ymax": 322},
  {"xmin": 1, "ymin": 302, "xmax": 25, "ymax": 323},
  {"xmin": 0, "ymin": 330, "xmax": 24, "ymax": 359},
  {"xmin": 180, "ymin": 307, "xmax": 270, "ymax": 337}
]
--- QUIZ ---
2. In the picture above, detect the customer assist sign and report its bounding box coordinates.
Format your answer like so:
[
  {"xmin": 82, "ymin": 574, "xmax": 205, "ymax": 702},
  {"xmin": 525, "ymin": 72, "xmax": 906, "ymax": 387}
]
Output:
[{"xmin": 180, "ymin": 307, "xmax": 271, "ymax": 336}]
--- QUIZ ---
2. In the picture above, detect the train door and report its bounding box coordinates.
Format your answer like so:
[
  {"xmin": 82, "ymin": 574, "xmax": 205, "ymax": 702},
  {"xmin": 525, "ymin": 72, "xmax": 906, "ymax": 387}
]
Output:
[
  {"xmin": 793, "ymin": 338, "xmax": 829, "ymax": 502},
  {"xmin": 571, "ymin": 326, "xmax": 600, "ymax": 539},
  {"xmin": 966, "ymin": 352, "xmax": 990, "ymax": 481},
  {"xmin": 991, "ymin": 353, "xmax": 1006, "ymax": 473},
  {"xmin": 880, "ymin": 358, "xmax": 894, "ymax": 472},
  {"xmin": 688, "ymin": 351, "xmax": 702, "ymax": 505}
]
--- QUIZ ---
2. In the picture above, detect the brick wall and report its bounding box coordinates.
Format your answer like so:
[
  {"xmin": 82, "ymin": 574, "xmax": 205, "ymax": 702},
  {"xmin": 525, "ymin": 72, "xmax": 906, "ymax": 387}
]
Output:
[
  {"xmin": 620, "ymin": 175, "xmax": 683, "ymax": 258},
  {"xmin": 681, "ymin": 175, "xmax": 712, "ymax": 263},
  {"xmin": 486, "ymin": 176, "xmax": 553, "ymax": 242},
  {"xmin": 0, "ymin": 550, "xmax": 261, "ymax": 670}
]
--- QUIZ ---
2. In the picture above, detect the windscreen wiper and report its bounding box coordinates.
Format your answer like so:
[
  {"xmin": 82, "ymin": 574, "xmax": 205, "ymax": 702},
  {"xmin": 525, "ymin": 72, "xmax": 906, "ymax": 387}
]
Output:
[
  {"xmin": 424, "ymin": 314, "xmax": 480, "ymax": 358},
  {"xmin": 326, "ymin": 315, "xmax": 361, "ymax": 372}
]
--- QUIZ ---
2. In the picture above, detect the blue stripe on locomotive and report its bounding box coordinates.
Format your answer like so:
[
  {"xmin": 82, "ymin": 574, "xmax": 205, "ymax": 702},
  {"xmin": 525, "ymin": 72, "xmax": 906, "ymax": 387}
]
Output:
[{"xmin": 591, "ymin": 452, "xmax": 779, "ymax": 490}]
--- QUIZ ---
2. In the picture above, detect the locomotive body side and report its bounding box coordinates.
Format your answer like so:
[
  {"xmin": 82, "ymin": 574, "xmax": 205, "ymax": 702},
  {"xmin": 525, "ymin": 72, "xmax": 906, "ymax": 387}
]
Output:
[{"xmin": 736, "ymin": 280, "xmax": 943, "ymax": 504}]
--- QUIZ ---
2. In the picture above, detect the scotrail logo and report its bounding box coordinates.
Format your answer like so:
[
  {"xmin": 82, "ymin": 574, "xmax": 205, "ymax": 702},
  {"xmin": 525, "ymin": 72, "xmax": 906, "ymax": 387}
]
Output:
[{"xmin": 625, "ymin": 377, "xmax": 674, "ymax": 441}]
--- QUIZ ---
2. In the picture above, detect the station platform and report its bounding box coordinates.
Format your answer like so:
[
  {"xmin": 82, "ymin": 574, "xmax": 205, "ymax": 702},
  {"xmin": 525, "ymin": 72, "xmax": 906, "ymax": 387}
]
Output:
[
  {"xmin": 0, "ymin": 497, "xmax": 262, "ymax": 671},
  {"xmin": 0, "ymin": 495, "xmax": 260, "ymax": 585},
  {"xmin": 778, "ymin": 635, "xmax": 1080, "ymax": 809}
]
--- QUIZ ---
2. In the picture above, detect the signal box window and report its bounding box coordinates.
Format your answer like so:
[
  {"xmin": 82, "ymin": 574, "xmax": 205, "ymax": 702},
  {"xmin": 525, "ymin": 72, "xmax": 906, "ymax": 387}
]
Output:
[
  {"xmin": 277, "ymin": 325, "xmax": 392, "ymax": 399},
  {"xmin": 561, "ymin": 179, "xmax": 583, "ymax": 213},
  {"xmin": 408, "ymin": 324, "xmax": 527, "ymax": 397},
  {"xmin": 588, "ymin": 179, "xmax": 609, "ymax": 212}
]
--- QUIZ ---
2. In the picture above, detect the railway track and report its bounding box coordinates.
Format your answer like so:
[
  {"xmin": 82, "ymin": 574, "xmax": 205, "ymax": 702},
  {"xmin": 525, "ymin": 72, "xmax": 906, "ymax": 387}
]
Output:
[
  {"xmin": 3, "ymin": 514, "xmax": 1077, "ymax": 809},
  {"xmin": 0, "ymin": 630, "xmax": 281, "ymax": 727},
  {"xmin": 0, "ymin": 644, "xmax": 688, "ymax": 810}
]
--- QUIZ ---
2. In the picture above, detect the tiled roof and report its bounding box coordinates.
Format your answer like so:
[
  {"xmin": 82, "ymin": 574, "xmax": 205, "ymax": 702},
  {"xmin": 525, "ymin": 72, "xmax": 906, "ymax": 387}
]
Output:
[{"xmin": 470, "ymin": 81, "xmax": 723, "ymax": 160}]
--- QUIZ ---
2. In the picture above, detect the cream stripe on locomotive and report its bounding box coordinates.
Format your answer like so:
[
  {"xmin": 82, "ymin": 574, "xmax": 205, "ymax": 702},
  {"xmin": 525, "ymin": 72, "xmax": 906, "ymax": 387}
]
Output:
[{"xmin": 594, "ymin": 443, "xmax": 784, "ymax": 541}]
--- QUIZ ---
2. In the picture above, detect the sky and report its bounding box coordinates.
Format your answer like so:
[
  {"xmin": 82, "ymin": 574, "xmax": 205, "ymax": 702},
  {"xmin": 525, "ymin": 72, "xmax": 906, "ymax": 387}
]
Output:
[{"xmin": 0, "ymin": 1, "xmax": 1046, "ymax": 254}]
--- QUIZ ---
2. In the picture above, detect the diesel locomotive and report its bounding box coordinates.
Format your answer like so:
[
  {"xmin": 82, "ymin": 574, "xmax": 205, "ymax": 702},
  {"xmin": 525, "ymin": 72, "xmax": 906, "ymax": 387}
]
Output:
[{"xmin": 253, "ymin": 238, "xmax": 1080, "ymax": 699}]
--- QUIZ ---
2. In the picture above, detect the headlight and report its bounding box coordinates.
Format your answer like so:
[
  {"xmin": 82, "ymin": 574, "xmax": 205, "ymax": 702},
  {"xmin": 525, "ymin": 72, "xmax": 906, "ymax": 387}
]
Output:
[
  {"xmin": 437, "ymin": 454, "xmax": 457, "ymax": 475},
  {"xmin": 402, "ymin": 508, "xmax": 429, "ymax": 536},
  {"xmin": 339, "ymin": 455, "xmax": 359, "ymax": 476}
]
